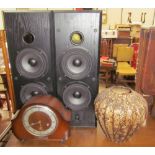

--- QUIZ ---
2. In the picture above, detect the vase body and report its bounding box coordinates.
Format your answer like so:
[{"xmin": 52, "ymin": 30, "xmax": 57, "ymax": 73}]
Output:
[{"xmin": 95, "ymin": 86, "xmax": 148, "ymax": 143}]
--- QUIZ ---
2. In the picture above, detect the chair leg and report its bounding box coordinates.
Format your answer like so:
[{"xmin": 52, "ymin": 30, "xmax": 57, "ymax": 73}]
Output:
[
  {"xmin": 0, "ymin": 96, "xmax": 3, "ymax": 108},
  {"xmin": 105, "ymin": 71, "xmax": 110, "ymax": 88},
  {"xmin": 5, "ymin": 92, "xmax": 10, "ymax": 111},
  {"xmin": 116, "ymin": 73, "xmax": 119, "ymax": 84}
]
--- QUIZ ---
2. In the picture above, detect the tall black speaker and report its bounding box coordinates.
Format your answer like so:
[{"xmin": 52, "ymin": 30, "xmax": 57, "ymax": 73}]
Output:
[
  {"xmin": 54, "ymin": 11, "xmax": 102, "ymax": 127},
  {"xmin": 4, "ymin": 12, "xmax": 56, "ymax": 110}
]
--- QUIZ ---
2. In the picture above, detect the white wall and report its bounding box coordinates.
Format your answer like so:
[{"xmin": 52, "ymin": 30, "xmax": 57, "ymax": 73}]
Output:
[
  {"xmin": 106, "ymin": 8, "xmax": 122, "ymax": 28},
  {"xmin": 0, "ymin": 8, "xmax": 16, "ymax": 30},
  {"xmin": 122, "ymin": 8, "xmax": 154, "ymax": 27},
  {"xmin": 47, "ymin": 8, "xmax": 74, "ymax": 10},
  {"xmin": 0, "ymin": 8, "xmax": 155, "ymax": 30},
  {"xmin": 0, "ymin": 8, "xmax": 75, "ymax": 30},
  {"xmin": 0, "ymin": 10, "xmax": 4, "ymax": 30}
]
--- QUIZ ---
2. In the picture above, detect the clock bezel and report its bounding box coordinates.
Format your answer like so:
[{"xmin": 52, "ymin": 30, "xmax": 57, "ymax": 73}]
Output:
[{"xmin": 22, "ymin": 105, "xmax": 58, "ymax": 137}]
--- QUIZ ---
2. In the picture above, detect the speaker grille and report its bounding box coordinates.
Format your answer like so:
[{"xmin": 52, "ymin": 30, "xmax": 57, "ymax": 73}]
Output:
[
  {"xmin": 61, "ymin": 48, "xmax": 92, "ymax": 80},
  {"xmin": 63, "ymin": 83, "xmax": 91, "ymax": 110},
  {"xmin": 20, "ymin": 83, "xmax": 48, "ymax": 103},
  {"xmin": 16, "ymin": 48, "xmax": 48, "ymax": 79}
]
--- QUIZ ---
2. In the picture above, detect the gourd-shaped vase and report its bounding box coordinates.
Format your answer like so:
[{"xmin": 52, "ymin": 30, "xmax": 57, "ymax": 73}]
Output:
[{"xmin": 95, "ymin": 86, "xmax": 148, "ymax": 143}]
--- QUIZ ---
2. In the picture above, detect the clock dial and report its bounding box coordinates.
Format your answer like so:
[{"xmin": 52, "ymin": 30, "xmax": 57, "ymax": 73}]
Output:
[{"xmin": 22, "ymin": 105, "xmax": 58, "ymax": 137}]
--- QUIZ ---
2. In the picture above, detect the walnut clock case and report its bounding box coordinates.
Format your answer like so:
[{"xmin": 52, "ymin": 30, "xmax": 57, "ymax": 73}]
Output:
[{"xmin": 12, "ymin": 95, "xmax": 71, "ymax": 142}]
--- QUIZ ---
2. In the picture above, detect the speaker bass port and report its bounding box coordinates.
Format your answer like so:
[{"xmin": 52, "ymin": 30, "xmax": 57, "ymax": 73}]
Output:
[{"xmin": 23, "ymin": 32, "xmax": 35, "ymax": 44}]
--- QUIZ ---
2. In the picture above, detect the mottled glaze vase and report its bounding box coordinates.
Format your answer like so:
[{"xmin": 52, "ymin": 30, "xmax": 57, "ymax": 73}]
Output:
[{"xmin": 95, "ymin": 86, "xmax": 148, "ymax": 143}]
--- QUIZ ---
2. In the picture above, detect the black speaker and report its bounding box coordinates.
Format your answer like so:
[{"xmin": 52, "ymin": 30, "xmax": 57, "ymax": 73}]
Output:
[
  {"xmin": 4, "ymin": 12, "xmax": 56, "ymax": 110},
  {"xmin": 54, "ymin": 11, "xmax": 102, "ymax": 127}
]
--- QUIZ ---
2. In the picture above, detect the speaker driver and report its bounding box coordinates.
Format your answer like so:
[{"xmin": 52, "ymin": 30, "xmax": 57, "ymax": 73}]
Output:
[
  {"xmin": 63, "ymin": 83, "xmax": 91, "ymax": 110},
  {"xmin": 20, "ymin": 83, "xmax": 48, "ymax": 103},
  {"xmin": 61, "ymin": 48, "xmax": 92, "ymax": 80},
  {"xmin": 16, "ymin": 48, "xmax": 48, "ymax": 79}
]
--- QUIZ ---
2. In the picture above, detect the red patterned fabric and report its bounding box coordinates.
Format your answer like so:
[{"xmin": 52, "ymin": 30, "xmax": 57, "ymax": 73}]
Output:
[{"xmin": 131, "ymin": 43, "xmax": 139, "ymax": 69}]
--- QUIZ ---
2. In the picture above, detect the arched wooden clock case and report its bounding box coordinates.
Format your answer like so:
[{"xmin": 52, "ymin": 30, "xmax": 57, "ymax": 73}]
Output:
[{"xmin": 12, "ymin": 95, "xmax": 71, "ymax": 142}]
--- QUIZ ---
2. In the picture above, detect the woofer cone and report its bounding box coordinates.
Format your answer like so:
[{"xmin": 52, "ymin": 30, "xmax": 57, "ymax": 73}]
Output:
[
  {"xmin": 61, "ymin": 48, "xmax": 92, "ymax": 80},
  {"xmin": 20, "ymin": 83, "xmax": 48, "ymax": 104},
  {"xmin": 63, "ymin": 83, "xmax": 91, "ymax": 110},
  {"xmin": 16, "ymin": 48, "xmax": 48, "ymax": 79}
]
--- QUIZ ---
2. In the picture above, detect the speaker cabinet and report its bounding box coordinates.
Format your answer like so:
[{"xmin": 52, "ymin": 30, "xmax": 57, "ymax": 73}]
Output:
[
  {"xmin": 54, "ymin": 11, "xmax": 102, "ymax": 127},
  {"xmin": 4, "ymin": 12, "xmax": 56, "ymax": 110}
]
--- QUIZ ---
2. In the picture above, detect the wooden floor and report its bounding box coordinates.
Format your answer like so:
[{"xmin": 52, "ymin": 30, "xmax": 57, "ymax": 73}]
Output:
[
  {"xmin": 0, "ymin": 110, "xmax": 12, "ymax": 134},
  {"xmin": 2, "ymin": 81, "xmax": 155, "ymax": 147},
  {"xmin": 5, "ymin": 116, "xmax": 155, "ymax": 147}
]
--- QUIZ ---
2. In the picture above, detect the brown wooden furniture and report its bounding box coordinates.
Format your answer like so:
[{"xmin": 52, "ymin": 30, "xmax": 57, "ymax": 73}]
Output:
[
  {"xmin": 113, "ymin": 37, "xmax": 132, "ymax": 45},
  {"xmin": 0, "ymin": 121, "xmax": 12, "ymax": 146},
  {"xmin": 100, "ymin": 60, "xmax": 116, "ymax": 87},
  {"xmin": 0, "ymin": 30, "xmax": 15, "ymax": 113},
  {"xmin": 135, "ymin": 27, "xmax": 155, "ymax": 115},
  {"xmin": 140, "ymin": 28, "xmax": 155, "ymax": 95},
  {"xmin": 0, "ymin": 109, "xmax": 12, "ymax": 146},
  {"xmin": 0, "ymin": 73, "xmax": 10, "ymax": 111},
  {"xmin": 100, "ymin": 38, "xmax": 113, "ymax": 58},
  {"xmin": 0, "ymin": 30, "xmax": 14, "ymax": 146}
]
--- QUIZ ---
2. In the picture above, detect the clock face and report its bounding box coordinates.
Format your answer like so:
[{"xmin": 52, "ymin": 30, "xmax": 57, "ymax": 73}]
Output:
[{"xmin": 22, "ymin": 105, "xmax": 58, "ymax": 137}]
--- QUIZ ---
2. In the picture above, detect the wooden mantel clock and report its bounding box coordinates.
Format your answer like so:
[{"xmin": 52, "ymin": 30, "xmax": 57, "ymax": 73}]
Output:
[{"xmin": 12, "ymin": 95, "xmax": 71, "ymax": 142}]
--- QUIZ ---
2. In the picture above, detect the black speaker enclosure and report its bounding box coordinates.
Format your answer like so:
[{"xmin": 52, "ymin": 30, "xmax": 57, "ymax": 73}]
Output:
[
  {"xmin": 54, "ymin": 11, "xmax": 102, "ymax": 127},
  {"xmin": 4, "ymin": 11, "xmax": 56, "ymax": 110}
]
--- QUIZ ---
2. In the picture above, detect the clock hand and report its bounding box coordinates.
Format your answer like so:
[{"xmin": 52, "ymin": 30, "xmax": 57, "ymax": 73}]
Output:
[
  {"xmin": 38, "ymin": 120, "xmax": 44, "ymax": 130},
  {"xmin": 30, "ymin": 120, "xmax": 41, "ymax": 126}
]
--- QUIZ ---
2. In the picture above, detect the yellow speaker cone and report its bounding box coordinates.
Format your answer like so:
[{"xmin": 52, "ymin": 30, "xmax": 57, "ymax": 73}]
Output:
[{"xmin": 71, "ymin": 32, "xmax": 82, "ymax": 44}]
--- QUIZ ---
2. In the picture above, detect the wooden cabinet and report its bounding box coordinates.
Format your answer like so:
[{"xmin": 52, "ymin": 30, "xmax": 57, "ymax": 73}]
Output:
[{"xmin": 122, "ymin": 8, "xmax": 154, "ymax": 27}]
